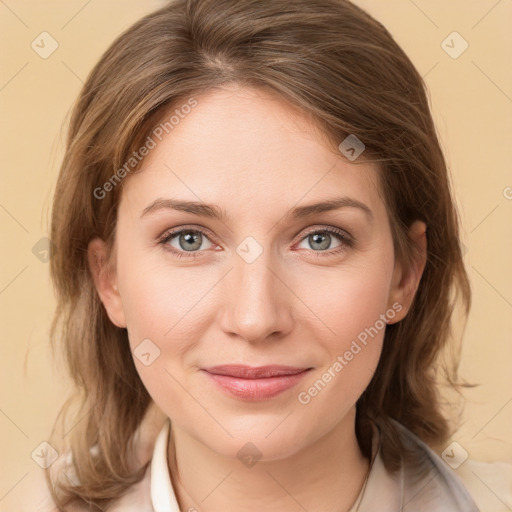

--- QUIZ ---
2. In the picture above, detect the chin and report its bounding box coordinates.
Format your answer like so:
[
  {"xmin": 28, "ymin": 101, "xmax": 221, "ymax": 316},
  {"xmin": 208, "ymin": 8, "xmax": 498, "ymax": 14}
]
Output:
[{"xmin": 190, "ymin": 412, "xmax": 319, "ymax": 462}]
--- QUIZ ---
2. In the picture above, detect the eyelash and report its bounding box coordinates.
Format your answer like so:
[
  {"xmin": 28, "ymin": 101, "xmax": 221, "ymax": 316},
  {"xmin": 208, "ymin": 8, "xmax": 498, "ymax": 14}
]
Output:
[{"xmin": 157, "ymin": 226, "xmax": 354, "ymax": 259}]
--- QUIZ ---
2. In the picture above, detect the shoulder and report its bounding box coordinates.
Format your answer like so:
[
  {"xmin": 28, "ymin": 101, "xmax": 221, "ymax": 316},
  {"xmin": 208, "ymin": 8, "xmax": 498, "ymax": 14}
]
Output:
[
  {"xmin": 452, "ymin": 453, "xmax": 512, "ymax": 511},
  {"xmin": 390, "ymin": 419, "xmax": 480, "ymax": 512}
]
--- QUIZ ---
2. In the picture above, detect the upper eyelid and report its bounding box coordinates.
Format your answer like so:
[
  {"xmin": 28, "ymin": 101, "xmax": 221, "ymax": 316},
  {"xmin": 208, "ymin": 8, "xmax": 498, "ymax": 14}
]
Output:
[
  {"xmin": 159, "ymin": 225, "xmax": 216, "ymax": 241},
  {"xmin": 300, "ymin": 225, "xmax": 350, "ymax": 238}
]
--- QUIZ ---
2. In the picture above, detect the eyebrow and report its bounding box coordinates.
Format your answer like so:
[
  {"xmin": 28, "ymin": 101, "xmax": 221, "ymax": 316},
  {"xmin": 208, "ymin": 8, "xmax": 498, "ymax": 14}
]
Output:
[{"xmin": 140, "ymin": 196, "xmax": 373, "ymax": 221}]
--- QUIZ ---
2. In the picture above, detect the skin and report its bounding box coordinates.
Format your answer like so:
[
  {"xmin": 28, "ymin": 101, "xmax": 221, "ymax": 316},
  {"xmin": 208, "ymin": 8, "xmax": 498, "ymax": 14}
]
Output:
[{"xmin": 89, "ymin": 86, "xmax": 426, "ymax": 512}]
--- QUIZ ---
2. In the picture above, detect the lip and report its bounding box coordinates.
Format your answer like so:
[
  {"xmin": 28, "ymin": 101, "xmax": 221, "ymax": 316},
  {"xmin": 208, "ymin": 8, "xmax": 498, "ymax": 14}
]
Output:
[{"xmin": 201, "ymin": 365, "xmax": 312, "ymax": 400}]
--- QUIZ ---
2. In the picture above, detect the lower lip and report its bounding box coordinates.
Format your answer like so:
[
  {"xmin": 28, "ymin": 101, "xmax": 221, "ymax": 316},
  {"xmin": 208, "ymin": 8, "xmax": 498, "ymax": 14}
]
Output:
[{"xmin": 203, "ymin": 370, "xmax": 311, "ymax": 401}]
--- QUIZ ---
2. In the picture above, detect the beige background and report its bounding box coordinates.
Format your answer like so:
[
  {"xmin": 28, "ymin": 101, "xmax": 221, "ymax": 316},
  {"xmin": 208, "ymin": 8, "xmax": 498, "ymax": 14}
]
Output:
[{"xmin": 1, "ymin": 0, "xmax": 511, "ymax": 509}]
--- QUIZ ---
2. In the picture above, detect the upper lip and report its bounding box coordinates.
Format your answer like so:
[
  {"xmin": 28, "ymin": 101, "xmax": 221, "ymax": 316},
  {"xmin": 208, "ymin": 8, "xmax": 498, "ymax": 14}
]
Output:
[{"xmin": 202, "ymin": 365, "xmax": 311, "ymax": 379}]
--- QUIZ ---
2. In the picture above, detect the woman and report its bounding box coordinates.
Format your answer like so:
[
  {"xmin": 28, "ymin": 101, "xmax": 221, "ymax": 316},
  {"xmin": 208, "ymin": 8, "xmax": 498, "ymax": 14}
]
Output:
[{"xmin": 19, "ymin": 0, "xmax": 479, "ymax": 510}]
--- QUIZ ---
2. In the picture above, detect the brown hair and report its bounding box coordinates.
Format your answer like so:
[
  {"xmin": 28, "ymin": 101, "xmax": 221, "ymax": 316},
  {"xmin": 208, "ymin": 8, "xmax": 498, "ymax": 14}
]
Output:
[{"xmin": 46, "ymin": 0, "xmax": 471, "ymax": 509}]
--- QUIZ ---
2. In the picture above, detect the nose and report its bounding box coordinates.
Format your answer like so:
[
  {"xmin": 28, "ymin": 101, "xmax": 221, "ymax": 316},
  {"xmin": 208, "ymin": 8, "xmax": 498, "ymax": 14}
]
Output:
[{"xmin": 218, "ymin": 248, "xmax": 294, "ymax": 344}]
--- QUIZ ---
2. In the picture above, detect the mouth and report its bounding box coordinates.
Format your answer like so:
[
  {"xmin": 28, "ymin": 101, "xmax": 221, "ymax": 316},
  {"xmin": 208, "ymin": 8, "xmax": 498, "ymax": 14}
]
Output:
[{"xmin": 201, "ymin": 365, "xmax": 313, "ymax": 400}]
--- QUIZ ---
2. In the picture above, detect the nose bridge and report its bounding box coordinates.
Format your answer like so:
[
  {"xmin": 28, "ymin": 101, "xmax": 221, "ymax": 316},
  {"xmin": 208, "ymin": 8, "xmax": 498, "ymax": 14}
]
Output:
[{"xmin": 221, "ymin": 241, "xmax": 292, "ymax": 342}]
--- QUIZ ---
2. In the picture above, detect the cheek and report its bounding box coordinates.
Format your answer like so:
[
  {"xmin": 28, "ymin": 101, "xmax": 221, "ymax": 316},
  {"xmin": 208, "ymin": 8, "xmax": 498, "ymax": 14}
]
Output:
[
  {"xmin": 115, "ymin": 247, "xmax": 214, "ymax": 400},
  {"xmin": 116, "ymin": 241, "xmax": 201, "ymax": 345},
  {"xmin": 303, "ymin": 255, "xmax": 394, "ymax": 347},
  {"xmin": 115, "ymin": 256, "xmax": 200, "ymax": 412}
]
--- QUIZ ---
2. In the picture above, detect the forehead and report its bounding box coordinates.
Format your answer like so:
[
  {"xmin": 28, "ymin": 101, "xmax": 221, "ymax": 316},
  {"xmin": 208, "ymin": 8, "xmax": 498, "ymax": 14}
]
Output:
[{"xmin": 120, "ymin": 86, "xmax": 383, "ymax": 219}]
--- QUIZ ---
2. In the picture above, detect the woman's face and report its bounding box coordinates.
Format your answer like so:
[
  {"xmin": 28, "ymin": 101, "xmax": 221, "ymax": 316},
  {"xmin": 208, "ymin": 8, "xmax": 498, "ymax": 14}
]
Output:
[{"xmin": 91, "ymin": 86, "xmax": 423, "ymax": 460}]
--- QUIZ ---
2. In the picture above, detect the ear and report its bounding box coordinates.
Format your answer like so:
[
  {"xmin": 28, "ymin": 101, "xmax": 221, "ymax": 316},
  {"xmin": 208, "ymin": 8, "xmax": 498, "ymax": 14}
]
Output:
[
  {"xmin": 87, "ymin": 237, "xmax": 127, "ymax": 328},
  {"xmin": 386, "ymin": 220, "xmax": 427, "ymax": 324}
]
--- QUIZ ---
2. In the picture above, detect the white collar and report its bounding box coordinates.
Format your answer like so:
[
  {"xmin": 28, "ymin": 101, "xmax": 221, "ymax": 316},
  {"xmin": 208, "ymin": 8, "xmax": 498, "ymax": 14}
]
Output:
[{"xmin": 150, "ymin": 418, "xmax": 181, "ymax": 512}]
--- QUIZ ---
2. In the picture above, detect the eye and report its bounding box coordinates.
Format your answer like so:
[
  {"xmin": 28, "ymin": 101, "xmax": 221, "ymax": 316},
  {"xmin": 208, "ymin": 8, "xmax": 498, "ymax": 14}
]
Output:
[
  {"xmin": 158, "ymin": 227, "xmax": 215, "ymax": 258},
  {"xmin": 158, "ymin": 225, "xmax": 354, "ymax": 259},
  {"xmin": 295, "ymin": 227, "xmax": 353, "ymax": 256}
]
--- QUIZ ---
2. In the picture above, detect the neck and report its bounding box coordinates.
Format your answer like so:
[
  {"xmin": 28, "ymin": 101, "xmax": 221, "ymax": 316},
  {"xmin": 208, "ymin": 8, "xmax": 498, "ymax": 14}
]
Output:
[{"xmin": 167, "ymin": 407, "xmax": 370, "ymax": 512}]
